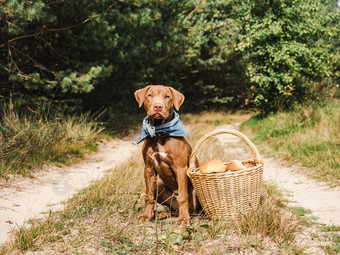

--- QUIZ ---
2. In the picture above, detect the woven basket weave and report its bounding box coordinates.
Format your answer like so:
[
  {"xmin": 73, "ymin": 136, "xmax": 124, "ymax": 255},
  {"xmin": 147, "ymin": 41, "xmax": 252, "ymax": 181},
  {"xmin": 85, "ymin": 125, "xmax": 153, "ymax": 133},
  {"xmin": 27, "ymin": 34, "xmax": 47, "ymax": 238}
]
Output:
[{"xmin": 187, "ymin": 129, "xmax": 264, "ymax": 219}]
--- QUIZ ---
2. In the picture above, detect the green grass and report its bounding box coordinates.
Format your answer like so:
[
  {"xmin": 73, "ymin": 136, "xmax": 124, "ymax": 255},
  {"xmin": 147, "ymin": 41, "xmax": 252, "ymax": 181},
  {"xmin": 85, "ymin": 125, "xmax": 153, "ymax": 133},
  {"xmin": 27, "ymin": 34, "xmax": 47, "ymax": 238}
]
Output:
[
  {"xmin": 320, "ymin": 224, "xmax": 340, "ymax": 254},
  {"xmin": 241, "ymin": 101, "xmax": 340, "ymax": 185},
  {"xmin": 0, "ymin": 112, "xmax": 320, "ymax": 254},
  {"xmin": 0, "ymin": 106, "xmax": 104, "ymax": 177}
]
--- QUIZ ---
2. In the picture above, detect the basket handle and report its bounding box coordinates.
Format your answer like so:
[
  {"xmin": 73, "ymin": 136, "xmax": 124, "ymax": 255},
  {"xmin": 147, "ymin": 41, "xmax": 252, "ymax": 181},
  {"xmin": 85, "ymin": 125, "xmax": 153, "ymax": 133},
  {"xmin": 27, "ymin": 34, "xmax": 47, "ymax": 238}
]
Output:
[{"xmin": 189, "ymin": 129, "xmax": 261, "ymax": 169}]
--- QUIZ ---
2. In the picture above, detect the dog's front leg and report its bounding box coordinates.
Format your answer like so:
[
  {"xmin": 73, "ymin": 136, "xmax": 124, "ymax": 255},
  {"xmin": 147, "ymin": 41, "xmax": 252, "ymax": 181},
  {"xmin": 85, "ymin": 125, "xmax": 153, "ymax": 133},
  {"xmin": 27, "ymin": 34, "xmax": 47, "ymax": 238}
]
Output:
[
  {"xmin": 138, "ymin": 165, "xmax": 156, "ymax": 222},
  {"xmin": 176, "ymin": 167, "xmax": 191, "ymax": 225}
]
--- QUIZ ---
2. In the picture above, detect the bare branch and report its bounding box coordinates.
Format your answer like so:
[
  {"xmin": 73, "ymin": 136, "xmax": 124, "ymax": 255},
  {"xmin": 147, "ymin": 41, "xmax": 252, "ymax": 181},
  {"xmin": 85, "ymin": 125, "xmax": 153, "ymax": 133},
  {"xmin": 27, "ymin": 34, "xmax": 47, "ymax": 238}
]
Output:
[
  {"xmin": 187, "ymin": 0, "xmax": 206, "ymax": 17},
  {"xmin": 43, "ymin": 17, "xmax": 91, "ymax": 33},
  {"xmin": 7, "ymin": 45, "xmax": 28, "ymax": 79},
  {"xmin": 0, "ymin": 17, "xmax": 92, "ymax": 49},
  {"xmin": 10, "ymin": 45, "xmax": 57, "ymax": 76},
  {"xmin": 0, "ymin": 31, "xmax": 42, "ymax": 49}
]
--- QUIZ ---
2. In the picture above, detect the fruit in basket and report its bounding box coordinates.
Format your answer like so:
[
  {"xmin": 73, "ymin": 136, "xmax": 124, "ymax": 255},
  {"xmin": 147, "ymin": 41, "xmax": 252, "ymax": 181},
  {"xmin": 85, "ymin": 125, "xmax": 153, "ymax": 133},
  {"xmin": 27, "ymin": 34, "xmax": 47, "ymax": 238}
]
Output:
[
  {"xmin": 225, "ymin": 160, "xmax": 244, "ymax": 171},
  {"xmin": 200, "ymin": 159, "xmax": 226, "ymax": 174}
]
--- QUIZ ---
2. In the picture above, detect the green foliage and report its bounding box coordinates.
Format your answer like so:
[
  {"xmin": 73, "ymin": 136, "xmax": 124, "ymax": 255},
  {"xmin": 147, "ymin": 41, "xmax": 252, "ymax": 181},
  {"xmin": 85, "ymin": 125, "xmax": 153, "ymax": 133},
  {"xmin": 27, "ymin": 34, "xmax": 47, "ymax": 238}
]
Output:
[
  {"xmin": 0, "ymin": 0, "xmax": 112, "ymax": 110},
  {"xmin": 80, "ymin": 0, "xmax": 198, "ymax": 111},
  {"xmin": 180, "ymin": 0, "xmax": 339, "ymax": 113},
  {"xmin": 180, "ymin": 0, "xmax": 250, "ymax": 110},
  {"xmin": 0, "ymin": 0, "xmax": 339, "ymax": 116},
  {"xmin": 235, "ymin": 0, "xmax": 337, "ymax": 112}
]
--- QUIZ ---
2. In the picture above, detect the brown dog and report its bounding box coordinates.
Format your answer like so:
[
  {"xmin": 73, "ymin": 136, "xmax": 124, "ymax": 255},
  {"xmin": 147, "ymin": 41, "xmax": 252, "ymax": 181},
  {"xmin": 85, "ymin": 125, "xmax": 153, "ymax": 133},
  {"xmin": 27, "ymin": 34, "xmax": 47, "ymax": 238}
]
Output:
[{"xmin": 134, "ymin": 85, "xmax": 200, "ymax": 225}]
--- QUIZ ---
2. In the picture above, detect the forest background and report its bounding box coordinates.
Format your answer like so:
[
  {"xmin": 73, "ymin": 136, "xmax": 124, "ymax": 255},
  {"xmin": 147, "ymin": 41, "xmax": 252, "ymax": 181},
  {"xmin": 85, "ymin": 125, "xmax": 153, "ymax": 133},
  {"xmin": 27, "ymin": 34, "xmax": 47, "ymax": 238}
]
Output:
[{"xmin": 0, "ymin": 0, "xmax": 339, "ymax": 122}]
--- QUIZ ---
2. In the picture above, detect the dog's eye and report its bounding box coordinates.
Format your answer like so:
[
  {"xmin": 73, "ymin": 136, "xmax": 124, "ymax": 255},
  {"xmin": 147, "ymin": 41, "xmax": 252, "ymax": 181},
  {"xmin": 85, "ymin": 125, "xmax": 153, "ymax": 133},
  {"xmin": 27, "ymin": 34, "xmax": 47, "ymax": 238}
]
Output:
[
  {"xmin": 148, "ymin": 94, "xmax": 152, "ymax": 97},
  {"xmin": 165, "ymin": 95, "xmax": 170, "ymax": 99}
]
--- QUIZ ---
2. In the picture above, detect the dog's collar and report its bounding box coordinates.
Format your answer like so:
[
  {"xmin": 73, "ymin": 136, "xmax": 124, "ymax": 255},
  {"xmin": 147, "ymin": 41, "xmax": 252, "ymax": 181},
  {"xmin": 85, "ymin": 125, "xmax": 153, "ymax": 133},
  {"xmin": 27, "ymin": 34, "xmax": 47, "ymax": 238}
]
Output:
[{"xmin": 134, "ymin": 111, "xmax": 190, "ymax": 144}]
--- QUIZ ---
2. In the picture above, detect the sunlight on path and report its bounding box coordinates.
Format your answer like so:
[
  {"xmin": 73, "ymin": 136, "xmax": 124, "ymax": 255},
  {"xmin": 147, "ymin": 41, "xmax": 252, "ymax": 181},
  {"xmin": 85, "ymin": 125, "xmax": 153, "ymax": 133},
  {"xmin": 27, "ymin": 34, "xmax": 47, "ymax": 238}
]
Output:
[
  {"xmin": 0, "ymin": 136, "xmax": 139, "ymax": 244},
  {"xmin": 263, "ymin": 157, "xmax": 340, "ymax": 226}
]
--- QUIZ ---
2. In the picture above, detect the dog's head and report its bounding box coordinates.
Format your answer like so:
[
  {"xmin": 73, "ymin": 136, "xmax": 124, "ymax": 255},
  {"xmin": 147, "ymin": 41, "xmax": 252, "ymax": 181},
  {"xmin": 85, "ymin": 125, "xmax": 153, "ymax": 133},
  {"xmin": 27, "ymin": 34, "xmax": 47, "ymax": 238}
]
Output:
[{"xmin": 134, "ymin": 85, "xmax": 185, "ymax": 124}]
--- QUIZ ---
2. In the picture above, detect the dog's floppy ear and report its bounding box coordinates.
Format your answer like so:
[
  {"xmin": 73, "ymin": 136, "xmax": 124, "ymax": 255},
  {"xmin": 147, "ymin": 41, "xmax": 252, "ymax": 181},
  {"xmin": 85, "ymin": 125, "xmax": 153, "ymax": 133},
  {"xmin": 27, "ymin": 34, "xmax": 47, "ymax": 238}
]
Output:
[
  {"xmin": 170, "ymin": 87, "xmax": 185, "ymax": 111},
  {"xmin": 134, "ymin": 85, "xmax": 151, "ymax": 107}
]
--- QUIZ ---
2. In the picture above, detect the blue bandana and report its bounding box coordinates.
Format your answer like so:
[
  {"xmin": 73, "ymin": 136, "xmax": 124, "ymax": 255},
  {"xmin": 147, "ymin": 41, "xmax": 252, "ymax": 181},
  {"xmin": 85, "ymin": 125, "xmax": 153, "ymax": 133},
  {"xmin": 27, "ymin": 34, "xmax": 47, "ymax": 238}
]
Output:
[{"xmin": 134, "ymin": 111, "xmax": 190, "ymax": 144}]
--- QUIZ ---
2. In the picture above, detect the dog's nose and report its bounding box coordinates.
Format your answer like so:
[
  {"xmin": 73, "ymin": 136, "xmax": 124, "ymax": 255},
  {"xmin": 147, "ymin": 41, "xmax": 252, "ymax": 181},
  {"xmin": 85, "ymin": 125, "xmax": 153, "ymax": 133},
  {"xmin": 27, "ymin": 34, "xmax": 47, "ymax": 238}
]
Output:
[{"xmin": 153, "ymin": 103, "xmax": 163, "ymax": 112}]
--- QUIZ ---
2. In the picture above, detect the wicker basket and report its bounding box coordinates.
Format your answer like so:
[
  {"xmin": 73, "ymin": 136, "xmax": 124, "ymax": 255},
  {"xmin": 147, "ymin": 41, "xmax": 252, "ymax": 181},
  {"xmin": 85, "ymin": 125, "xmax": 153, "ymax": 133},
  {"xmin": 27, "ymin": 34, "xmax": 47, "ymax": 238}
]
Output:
[{"xmin": 187, "ymin": 129, "xmax": 264, "ymax": 219}]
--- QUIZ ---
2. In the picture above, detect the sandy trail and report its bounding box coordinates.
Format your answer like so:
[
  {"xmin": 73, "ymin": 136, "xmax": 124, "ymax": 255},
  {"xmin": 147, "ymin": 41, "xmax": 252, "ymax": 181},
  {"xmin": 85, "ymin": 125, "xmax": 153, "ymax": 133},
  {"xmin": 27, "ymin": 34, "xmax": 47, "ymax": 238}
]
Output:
[
  {"xmin": 1, "ymin": 122, "xmax": 340, "ymax": 245},
  {"xmin": 217, "ymin": 124, "xmax": 340, "ymax": 226},
  {"xmin": 0, "ymin": 135, "xmax": 139, "ymax": 244}
]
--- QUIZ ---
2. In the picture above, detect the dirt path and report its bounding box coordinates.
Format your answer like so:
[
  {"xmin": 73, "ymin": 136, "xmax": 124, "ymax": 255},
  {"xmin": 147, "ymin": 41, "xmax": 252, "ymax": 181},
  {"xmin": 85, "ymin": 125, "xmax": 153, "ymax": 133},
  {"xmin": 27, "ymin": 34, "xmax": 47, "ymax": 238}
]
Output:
[
  {"xmin": 1, "ymin": 123, "xmax": 339, "ymax": 245},
  {"xmin": 217, "ymin": 123, "xmax": 340, "ymax": 226},
  {"xmin": 0, "ymin": 135, "xmax": 139, "ymax": 244}
]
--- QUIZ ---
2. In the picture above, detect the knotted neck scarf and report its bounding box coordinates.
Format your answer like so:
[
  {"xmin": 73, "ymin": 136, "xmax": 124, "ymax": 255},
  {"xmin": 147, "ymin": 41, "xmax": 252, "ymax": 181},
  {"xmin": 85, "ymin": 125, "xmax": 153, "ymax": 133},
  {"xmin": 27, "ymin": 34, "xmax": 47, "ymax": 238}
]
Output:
[{"xmin": 134, "ymin": 111, "xmax": 190, "ymax": 144}]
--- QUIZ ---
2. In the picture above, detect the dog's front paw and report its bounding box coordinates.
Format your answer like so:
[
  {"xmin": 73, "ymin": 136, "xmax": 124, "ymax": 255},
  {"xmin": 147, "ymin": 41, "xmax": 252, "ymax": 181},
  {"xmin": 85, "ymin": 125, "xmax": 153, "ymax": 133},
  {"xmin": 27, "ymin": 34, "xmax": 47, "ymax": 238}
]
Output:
[
  {"xmin": 138, "ymin": 213, "xmax": 152, "ymax": 222},
  {"xmin": 138, "ymin": 207, "xmax": 154, "ymax": 222},
  {"xmin": 176, "ymin": 215, "xmax": 191, "ymax": 225}
]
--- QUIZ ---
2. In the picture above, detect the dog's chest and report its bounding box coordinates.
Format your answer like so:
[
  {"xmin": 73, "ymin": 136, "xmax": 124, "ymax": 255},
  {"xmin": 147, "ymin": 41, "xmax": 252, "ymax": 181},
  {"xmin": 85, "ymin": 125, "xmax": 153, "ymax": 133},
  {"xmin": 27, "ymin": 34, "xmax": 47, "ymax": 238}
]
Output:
[
  {"xmin": 144, "ymin": 137, "xmax": 173, "ymax": 169},
  {"xmin": 148, "ymin": 150, "xmax": 178, "ymax": 189},
  {"xmin": 146, "ymin": 145, "xmax": 176, "ymax": 172},
  {"xmin": 148, "ymin": 151, "xmax": 171, "ymax": 171}
]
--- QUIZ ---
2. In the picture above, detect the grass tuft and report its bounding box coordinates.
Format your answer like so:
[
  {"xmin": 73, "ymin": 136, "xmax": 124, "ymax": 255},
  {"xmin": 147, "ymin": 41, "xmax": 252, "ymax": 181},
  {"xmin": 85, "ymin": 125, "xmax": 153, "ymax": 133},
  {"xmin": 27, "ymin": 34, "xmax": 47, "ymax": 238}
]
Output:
[
  {"xmin": 241, "ymin": 101, "xmax": 340, "ymax": 185},
  {"xmin": 0, "ymin": 106, "xmax": 103, "ymax": 177}
]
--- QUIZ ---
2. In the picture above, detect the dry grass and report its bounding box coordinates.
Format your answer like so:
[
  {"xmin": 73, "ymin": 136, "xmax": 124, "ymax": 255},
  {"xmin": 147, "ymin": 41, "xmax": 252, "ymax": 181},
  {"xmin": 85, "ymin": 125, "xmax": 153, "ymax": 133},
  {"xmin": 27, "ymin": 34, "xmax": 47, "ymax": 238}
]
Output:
[
  {"xmin": 0, "ymin": 111, "xmax": 335, "ymax": 254},
  {"xmin": 0, "ymin": 106, "xmax": 103, "ymax": 177},
  {"xmin": 241, "ymin": 101, "xmax": 340, "ymax": 185}
]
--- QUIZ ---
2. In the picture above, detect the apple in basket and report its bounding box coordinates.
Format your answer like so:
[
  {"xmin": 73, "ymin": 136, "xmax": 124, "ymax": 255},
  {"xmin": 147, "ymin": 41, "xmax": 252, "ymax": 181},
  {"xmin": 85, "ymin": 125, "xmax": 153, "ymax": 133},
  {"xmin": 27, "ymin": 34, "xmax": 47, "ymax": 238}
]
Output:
[{"xmin": 200, "ymin": 159, "xmax": 244, "ymax": 174}]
